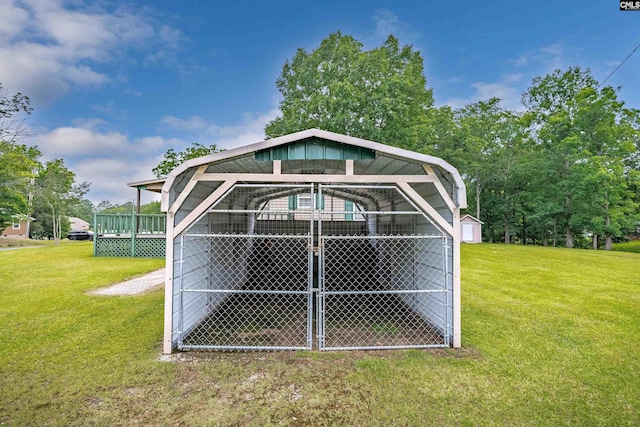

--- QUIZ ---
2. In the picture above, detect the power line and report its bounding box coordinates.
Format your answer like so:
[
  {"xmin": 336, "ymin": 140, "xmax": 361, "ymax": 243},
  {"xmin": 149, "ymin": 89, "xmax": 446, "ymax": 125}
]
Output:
[{"xmin": 598, "ymin": 41, "xmax": 640, "ymax": 88}]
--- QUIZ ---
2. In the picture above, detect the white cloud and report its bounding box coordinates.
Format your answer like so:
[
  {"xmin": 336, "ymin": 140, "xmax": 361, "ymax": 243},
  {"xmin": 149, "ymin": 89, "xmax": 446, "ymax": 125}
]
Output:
[
  {"xmin": 512, "ymin": 43, "xmax": 567, "ymax": 73},
  {"xmin": 29, "ymin": 124, "xmax": 185, "ymax": 204},
  {"xmin": 371, "ymin": 9, "xmax": 418, "ymax": 44},
  {"xmin": 90, "ymin": 100, "xmax": 128, "ymax": 120},
  {"xmin": 28, "ymin": 107, "xmax": 278, "ymax": 203},
  {"xmin": 442, "ymin": 77, "xmax": 525, "ymax": 112},
  {"xmin": 503, "ymin": 73, "xmax": 523, "ymax": 83},
  {"xmin": 64, "ymin": 64, "xmax": 109, "ymax": 85},
  {"xmin": 71, "ymin": 117, "xmax": 108, "ymax": 131},
  {"xmin": 123, "ymin": 88, "xmax": 143, "ymax": 97},
  {"xmin": 31, "ymin": 124, "xmax": 184, "ymax": 160},
  {"xmin": 31, "ymin": 127, "xmax": 130, "ymax": 158},
  {"xmin": 160, "ymin": 115, "xmax": 209, "ymax": 132},
  {"xmin": 136, "ymin": 136, "xmax": 185, "ymax": 153},
  {"xmin": 0, "ymin": 0, "xmax": 182, "ymax": 105},
  {"xmin": 159, "ymin": 25, "xmax": 183, "ymax": 49},
  {"xmin": 72, "ymin": 156, "xmax": 163, "ymax": 204},
  {"xmin": 0, "ymin": 0, "xmax": 31, "ymax": 41},
  {"xmin": 441, "ymin": 43, "xmax": 571, "ymax": 111},
  {"xmin": 513, "ymin": 55, "xmax": 528, "ymax": 67},
  {"xmin": 533, "ymin": 43, "xmax": 567, "ymax": 72},
  {"xmin": 204, "ymin": 109, "xmax": 279, "ymax": 149},
  {"xmin": 159, "ymin": 109, "xmax": 279, "ymax": 150}
]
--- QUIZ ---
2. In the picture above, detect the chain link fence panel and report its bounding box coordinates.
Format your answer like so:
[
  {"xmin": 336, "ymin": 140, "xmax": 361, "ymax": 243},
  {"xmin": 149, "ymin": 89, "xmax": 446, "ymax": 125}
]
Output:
[{"xmin": 174, "ymin": 183, "xmax": 452, "ymax": 351}]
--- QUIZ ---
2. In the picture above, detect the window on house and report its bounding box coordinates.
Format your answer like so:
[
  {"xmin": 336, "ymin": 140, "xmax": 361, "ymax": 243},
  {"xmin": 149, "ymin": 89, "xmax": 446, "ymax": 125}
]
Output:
[
  {"xmin": 12, "ymin": 220, "xmax": 20, "ymax": 229},
  {"xmin": 288, "ymin": 193, "xmax": 326, "ymax": 211},
  {"xmin": 297, "ymin": 193, "xmax": 313, "ymax": 209}
]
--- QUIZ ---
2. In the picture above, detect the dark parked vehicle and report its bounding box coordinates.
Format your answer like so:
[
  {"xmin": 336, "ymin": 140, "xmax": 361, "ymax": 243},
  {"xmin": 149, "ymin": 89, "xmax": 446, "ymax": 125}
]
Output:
[{"xmin": 67, "ymin": 230, "xmax": 94, "ymax": 241}]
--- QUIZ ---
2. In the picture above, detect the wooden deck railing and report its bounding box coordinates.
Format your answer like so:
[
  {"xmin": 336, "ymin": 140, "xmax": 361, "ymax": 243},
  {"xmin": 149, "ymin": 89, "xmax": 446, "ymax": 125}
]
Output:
[{"xmin": 93, "ymin": 214, "xmax": 166, "ymax": 257}]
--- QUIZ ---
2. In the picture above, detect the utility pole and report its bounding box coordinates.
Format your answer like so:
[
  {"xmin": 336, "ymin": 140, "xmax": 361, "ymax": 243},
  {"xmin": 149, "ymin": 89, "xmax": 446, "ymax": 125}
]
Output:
[{"xmin": 26, "ymin": 177, "xmax": 34, "ymax": 239}]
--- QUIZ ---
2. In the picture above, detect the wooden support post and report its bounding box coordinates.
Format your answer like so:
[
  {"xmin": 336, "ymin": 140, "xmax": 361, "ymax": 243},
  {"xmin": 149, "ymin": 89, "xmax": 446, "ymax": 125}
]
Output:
[
  {"xmin": 92, "ymin": 211, "xmax": 97, "ymax": 257},
  {"xmin": 131, "ymin": 214, "xmax": 136, "ymax": 257}
]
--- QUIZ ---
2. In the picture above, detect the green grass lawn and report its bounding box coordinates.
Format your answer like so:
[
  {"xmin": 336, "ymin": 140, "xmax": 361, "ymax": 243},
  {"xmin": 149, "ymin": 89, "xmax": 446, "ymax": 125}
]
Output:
[
  {"xmin": 0, "ymin": 242, "xmax": 639, "ymax": 426},
  {"xmin": 613, "ymin": 240, "xmax": 640, "ymax": 253}
]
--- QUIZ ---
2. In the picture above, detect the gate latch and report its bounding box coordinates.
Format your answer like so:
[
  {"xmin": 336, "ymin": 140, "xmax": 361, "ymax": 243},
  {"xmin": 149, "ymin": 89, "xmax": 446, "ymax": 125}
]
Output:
[{"xmin": 308, "ymin": 244, "xmax": 321, "ymax": 256}]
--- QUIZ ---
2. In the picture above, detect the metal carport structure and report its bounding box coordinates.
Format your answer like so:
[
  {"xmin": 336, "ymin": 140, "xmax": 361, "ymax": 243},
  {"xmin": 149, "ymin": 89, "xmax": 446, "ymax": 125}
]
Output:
[{"xmin": 158, "ymin": 129, "xmax": 466, "ymax": 353}]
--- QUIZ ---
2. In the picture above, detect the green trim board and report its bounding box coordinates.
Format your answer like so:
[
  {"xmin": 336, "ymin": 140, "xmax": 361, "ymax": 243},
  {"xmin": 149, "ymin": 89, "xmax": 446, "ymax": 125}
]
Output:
[
  {"xmin": 344, "ymin": 200, "xmax": 354, "ymax": 221},
  {"xmin": 255, "ymin": 137, "xmax": 376, "ymax": 161}
]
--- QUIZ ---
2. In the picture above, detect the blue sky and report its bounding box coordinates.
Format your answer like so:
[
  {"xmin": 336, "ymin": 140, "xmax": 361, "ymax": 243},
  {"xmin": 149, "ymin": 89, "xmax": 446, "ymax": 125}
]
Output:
[{"xmin": 1, "ymin": 0, "xmax": 638, "ymax": 204}]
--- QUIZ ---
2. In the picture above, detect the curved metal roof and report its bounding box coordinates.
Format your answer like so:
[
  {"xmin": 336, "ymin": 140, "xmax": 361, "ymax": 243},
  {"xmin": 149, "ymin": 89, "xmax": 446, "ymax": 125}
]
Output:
[{"xmin": 159, "ymin": 129, "xmax": 467, "ymax": 209}]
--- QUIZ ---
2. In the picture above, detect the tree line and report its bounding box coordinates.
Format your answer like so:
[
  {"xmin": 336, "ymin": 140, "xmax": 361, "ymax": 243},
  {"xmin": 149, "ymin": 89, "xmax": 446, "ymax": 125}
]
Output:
[{"xmin": 264, "ymin": 33, "xmax": 640, "ymax": 249}]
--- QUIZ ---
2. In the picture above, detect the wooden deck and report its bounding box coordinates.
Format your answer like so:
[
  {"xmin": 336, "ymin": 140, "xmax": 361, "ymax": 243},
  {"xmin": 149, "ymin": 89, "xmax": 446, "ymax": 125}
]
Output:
[{"xmin": 93, "ymin": 214, "xmax": 166, "ymax": 258}]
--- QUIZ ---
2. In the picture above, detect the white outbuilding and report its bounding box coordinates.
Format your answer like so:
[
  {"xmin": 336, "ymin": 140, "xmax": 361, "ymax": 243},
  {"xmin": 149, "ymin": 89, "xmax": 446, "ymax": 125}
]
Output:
[
  {"xmin": 460, "ymin": 214, "xmax": 483, "ymax": 243},
  {"xmin": 157, "ymin": 129, "xmax": 467, "ymax": 353}
]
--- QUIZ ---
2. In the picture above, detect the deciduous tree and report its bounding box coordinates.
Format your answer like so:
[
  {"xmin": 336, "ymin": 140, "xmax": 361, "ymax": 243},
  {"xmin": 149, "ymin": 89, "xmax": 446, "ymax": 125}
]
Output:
[
  {"xmin": 0, "ymin": 82, "xmax": 32, "ymax": 143},
  {"xmin": 33, "ymin": 160, "xmax": 90, "ymax": 244},
  {"xmin": 522, "ymin": 67, "xmax": 639, "ymax": 248},
  {"xmin": 0, "ymin": 83, "xmax": 39, "ymax": 231},
  {"xmin": 266, "ymin": 32, "xmax": 433, "ymax": 151},
  {"xmin": 0, "ymin": 141, "xmax": 40, "ymax": 230},
  {"xmin": 153, "ymin": 142, "xmax": 219, "ymax": 178}
]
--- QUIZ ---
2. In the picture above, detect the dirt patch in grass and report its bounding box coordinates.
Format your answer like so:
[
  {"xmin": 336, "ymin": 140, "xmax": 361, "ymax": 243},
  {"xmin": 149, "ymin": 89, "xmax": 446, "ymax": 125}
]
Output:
[
  {"xmin": 74, "ymin": 349, "xmax": 486, "ymax": 426},
  {"xmin": 79, "ymin": 351, "xmax": 365, "ymax": 426},
  {"xmin": 160, "ymin": 347, "xmax": 479, "ymax": 365}
]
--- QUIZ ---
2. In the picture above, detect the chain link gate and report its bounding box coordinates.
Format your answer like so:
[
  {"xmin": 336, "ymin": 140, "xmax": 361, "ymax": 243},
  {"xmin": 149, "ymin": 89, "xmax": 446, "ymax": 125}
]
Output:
[
  {"xmin": 316, "ymin": 185, "xmax": 450, "ymax": 350},
  {"xmin": 175, "ymin": 183, "xmax": 450, "ymax": 351},
  {"xmin": 177, "ymin": 184, "xmax": 315, "ymax": 351}
]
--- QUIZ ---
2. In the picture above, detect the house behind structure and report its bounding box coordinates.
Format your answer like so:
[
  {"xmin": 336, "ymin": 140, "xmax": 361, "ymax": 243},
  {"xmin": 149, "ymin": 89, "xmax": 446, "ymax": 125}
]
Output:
[
  {"xmin": 128, "ymin": 129, "xmax": 467, "ymax": 353},
  {"xmin": 1, "ymin": 214, "xmax": 33, "ymax": 239}
]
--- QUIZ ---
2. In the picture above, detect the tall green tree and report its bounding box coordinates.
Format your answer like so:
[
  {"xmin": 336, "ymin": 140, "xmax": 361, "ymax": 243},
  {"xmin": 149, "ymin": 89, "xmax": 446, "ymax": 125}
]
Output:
[
  {"xmin": 455, "ymin": 98, "xmax": 507, "ymax": 222},
  {"xmin": 522, "ymin": 67, "xmax": 639, "ymax": 248},
  {"xmin": 0, "ymin": 82, "xmax": 32, "ymax": 143},
  {"xmin": 153, "ymin": 142, "xmax": 219, "ymax": 178},
  {"xmin": 0, "ymin": 141, "xmax": 40, "ymax": 229},
  {"xmin": 265, "ymin": 32, "xmax": 434, "ymax": 150},
  {"xmin": 522, "ymin": 67, "xmax": 599, "ymax": 247},
  {"xmin": 0, "ymin": 84, "xmax": 39, "ymax": 231},
  {"xmin": 421, "ymin": 106, "xmax": 461, "ymax": 157},
  {"xmin": 32, "ymin": 160, "xmax": 90, "ymax": 244},
  {"xmin": 482, "ymin": 110, "xmax": 530, "ymax": 244},
  {"xmin": 572, "ymin": 87, "xmax": 639, "ymax": 249}
]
